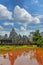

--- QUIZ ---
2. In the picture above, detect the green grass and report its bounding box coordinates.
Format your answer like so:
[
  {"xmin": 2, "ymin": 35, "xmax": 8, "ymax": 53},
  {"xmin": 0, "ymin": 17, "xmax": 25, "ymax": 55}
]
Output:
[{"xmin": 0, "ymin": 45, "xmax": 41, "ymax": 51}]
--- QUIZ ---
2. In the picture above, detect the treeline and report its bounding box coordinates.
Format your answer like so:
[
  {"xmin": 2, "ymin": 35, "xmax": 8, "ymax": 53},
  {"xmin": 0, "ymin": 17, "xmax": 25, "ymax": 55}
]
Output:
[
  {"xmin": 0, "ymin": 28, "xmax": 43, "ymax": 47},
  {"xmin": 32, "ymin": 30, "xmax": 43, "ymax": 47}
]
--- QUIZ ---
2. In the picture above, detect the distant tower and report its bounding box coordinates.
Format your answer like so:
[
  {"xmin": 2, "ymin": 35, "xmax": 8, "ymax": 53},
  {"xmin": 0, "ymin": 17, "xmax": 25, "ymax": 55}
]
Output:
[
  {"xmin": 9, "ymin": 27, "xmax": 17, "ymax": 43},
  {"xmin": 29, "ymin": 32, "xmax": 34, "ymax": 42}
]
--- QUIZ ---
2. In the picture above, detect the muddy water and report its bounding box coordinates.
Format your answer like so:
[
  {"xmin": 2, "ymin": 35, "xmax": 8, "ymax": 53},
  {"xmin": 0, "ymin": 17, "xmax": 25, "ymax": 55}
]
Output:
[{"xmin": 0, "ymin": 49, "xmax": 43, "ymax": 65}]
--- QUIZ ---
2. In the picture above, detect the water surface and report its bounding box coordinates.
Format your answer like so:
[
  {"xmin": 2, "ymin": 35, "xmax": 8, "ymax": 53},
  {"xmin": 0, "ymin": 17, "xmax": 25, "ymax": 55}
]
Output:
[{"xmin": 0, "ymin": 49, "xmax": 43, "ymax": 65}]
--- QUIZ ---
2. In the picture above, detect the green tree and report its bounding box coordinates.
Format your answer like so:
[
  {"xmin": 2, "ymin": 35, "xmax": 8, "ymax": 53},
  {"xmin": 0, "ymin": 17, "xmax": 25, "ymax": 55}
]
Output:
[
  {"xmin": 32, "ymin": 30, "xmax": 42, "ymax": 46},
  {"xmin": 37, "ymin": 37, "xmax": 43, "ymax": 47},
  {"xmin": 0, "ymin": 35, "xmax": 3, "ymax": 40}
]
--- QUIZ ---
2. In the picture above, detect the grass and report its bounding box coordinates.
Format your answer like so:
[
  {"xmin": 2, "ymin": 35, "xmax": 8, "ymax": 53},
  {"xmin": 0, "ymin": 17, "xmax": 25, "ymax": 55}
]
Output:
[
  {"xmin": 0, "ymin": 45, "xmax": 41, "ymax": 51},
  {"xmin": 0, "ymin": 45, "xmax": 42, "ymax": 54}
]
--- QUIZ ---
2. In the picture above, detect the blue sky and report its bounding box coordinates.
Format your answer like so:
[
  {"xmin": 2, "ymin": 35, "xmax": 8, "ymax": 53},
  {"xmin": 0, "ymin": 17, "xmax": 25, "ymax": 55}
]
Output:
[{"xmin": 0, "ymin": 0, "xmax": 43, "ymax": 36}]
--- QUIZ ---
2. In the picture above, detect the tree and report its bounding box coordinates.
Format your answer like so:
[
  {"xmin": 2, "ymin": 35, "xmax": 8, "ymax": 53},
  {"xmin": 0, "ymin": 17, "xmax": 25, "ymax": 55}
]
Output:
[
  {"xmin": 33, "ymin": 30, "xmax": 40, "ymax": 36},
  {"xmin": 32, "ymin": 30, "xmax": 42, "ymax": 47},
  {"xmin": 0, "ymin": 35, "xmax": 3, "ymax": 40}
]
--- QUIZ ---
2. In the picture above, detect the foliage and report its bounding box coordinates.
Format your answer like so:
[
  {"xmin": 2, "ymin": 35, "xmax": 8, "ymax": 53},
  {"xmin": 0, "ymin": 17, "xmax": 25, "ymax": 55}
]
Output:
[
  {"xmin": 0, "ymin": 35, "xmax": 3, "ymax": 40},
  {"xmin": 32, "ymin": 30, "xmax": 43, "ymax": 47}
]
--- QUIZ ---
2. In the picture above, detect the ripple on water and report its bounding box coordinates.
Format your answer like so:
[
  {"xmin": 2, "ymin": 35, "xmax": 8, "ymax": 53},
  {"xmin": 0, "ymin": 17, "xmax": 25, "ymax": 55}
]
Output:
[
  {"xmin": 0, "ymin": 50, "xmax": 43, "ymax": 65},
  {"xmin": 0, "ymin": 53, "xmax": 11, "ymax": 65},
  {"xmin": 14, "ymin": 51, "xmax": 39, "ymax": 65}
]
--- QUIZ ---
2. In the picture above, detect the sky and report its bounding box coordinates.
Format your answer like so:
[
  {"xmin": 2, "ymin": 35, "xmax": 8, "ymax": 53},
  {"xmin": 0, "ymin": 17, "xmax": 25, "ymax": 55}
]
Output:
[{"xmin": 0, "ymin": 0, "xmax": 43, "ymax": 36}]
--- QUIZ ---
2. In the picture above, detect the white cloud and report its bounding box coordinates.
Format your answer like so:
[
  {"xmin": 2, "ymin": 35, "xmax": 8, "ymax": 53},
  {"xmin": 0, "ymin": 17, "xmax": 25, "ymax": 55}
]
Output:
[
  {"xmin": 33, "ymin": 17, "xmax": 40, "ymax": 23},
  {"xmin": 0, "ymin": 30, "xmax": 10, "ymax": 36},
  {"xmin": 0, "ymin": 4, "xmax": 12, "ymax": 20},
  {"xmin": 0, "ymin": 26, "xmax": 3, "ymax": 30},
  {"xmin": 14, "ymin": 5, "xmax": 40, "ymax": 25},
  {"xmin": 20, "ymin": 26, "xmax": 26, "ymax": 31},
  {"xmin": 36, "ymin": 15, "xmax": 43, "ymax": 19},
  {"xmin": 15, "ymin": 28, "xmax": 19, "ymax": 32},
  {"xmin": 15, "ymin": 27, "xmax": 33, "ymax": 36},
  {"xmin": 19, "ymin": 30, "xmax": 33, "ymax": 36},
  {"xmin": 28, "ymin": 24, "xmax": 43, "ymax": 29},
  {"xmin": 3, "ymin": 22, "xmax": 14, "ymax": 26},
  {"xmin": 20, "ymin": 26, "xmax": 33, "ymax": 36}
]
